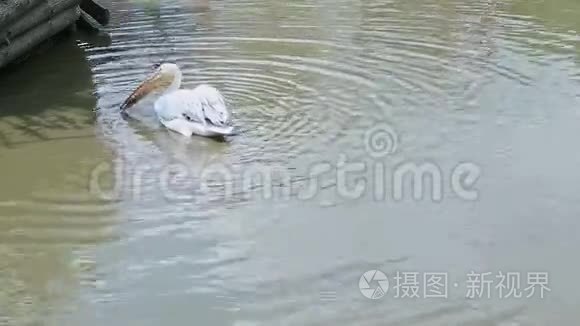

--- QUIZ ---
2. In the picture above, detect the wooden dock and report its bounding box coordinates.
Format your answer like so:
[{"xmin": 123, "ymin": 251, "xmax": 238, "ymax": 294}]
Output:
[{"xmin": 0, "ymin": 0, "xmax": 109, "ymax": 70}]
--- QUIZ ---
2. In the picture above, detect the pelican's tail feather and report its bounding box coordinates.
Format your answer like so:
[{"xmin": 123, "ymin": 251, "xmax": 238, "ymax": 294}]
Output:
[
  {"xmin": 160, "ymin": 118, "xmax": 234, "ymax": 137},
  {"xmin": 160, "ymin": 118, "xmax": 194, "ymax": 137}
]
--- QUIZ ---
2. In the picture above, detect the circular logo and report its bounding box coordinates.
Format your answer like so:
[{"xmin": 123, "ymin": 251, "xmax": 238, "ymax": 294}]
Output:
[
  {"xmin": 364, "ymin": 123, "xmax": 399, "ymax": 158},
  {"xmin": 359, "ymin": 269, "xmax": 389, "ymax": 299}
]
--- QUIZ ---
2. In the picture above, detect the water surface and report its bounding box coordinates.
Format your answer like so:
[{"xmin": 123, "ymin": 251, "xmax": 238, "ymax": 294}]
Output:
[{"xmin": 1, "ymin": 0, "xmax": 580, "ymax": 324}]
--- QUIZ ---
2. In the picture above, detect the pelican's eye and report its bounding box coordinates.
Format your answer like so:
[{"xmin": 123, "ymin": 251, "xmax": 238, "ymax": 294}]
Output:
[{"xmin": 152, "ymin": 63, "xmax": 161, "ymax": 70}]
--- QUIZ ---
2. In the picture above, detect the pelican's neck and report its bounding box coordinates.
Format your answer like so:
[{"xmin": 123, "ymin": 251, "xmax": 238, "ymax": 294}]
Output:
[{"xmin": 167, "ymin": 68, "xmax": 182, "ymax": 93}]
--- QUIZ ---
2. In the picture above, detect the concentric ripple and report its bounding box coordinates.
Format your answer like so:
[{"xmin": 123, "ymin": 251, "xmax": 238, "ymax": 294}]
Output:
[
  {"xmin": 87, "ymin": 0, "xmax": 565, "ymax": 169},
  {"xmin": 87, "ymin": 0, "xmax": 580, "ymax": 264},
  {"xmin": 73, "ymin": 0, "xmax": 580, "ymax": 324}
]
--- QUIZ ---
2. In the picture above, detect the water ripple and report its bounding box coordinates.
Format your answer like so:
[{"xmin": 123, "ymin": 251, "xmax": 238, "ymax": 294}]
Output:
[{"xmin": 77, "ymin": 0, "xmax": 580, "ymax": 323}]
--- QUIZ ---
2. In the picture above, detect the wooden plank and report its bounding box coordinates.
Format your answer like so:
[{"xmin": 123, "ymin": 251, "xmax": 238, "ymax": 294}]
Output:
[
  {"xmin": 0, "ymin": 0, "xmax": 81, "ymax": 46},
  {"xmin": 80, "ymin": 0, "xmax": 109, "ymax": 26},
  {"xmin": 77, "ymin": 8, "xmax": 105, "ymax": 32},
  {"xmin": 0, "ymin": 0, "xmax": 46, "ymax": 32},
  {"xmin": 0, "ymin": 6, "xmax": 80, "ymax": 69}
]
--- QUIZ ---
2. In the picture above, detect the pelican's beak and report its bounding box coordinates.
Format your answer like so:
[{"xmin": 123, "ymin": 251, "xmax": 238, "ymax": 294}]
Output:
[{"xmin": 120, "ymin": 68, "xmax": 173, "ymax": 111}]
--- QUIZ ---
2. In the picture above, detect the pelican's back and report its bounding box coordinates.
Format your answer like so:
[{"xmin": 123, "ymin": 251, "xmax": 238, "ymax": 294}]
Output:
[
  {"xmin": 191, "ymin": 84, "xmax": 230, "ymax": 126},
  {"xmin": 153, "ymin": 87, "xmax": 233, "ymax": 137},
  {"xmin": 154, "ymin": 89, "xmax": 202, "ymax": 121}
]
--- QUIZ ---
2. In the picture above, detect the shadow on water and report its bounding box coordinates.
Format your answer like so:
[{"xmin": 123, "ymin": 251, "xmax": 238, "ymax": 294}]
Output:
[
  {"xmin": 0, "ymin": 31, "xmax": 118, "ymax": 325},
  {"xmin": 0, "ymin": 34, "xmax": 108, "ymax": 147}
]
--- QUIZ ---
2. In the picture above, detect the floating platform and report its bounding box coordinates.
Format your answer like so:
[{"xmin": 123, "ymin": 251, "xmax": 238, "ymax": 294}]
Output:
[{"xmin": 0, "ymin": 0, "xmax": 109, "ymax": 70}]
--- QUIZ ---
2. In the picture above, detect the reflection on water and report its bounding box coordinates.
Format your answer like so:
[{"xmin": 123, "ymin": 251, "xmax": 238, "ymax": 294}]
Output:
[
  {"xmin": 0, "ymin": 37, "xmax": 117, "ymax": 324},
  {"xmin": 2, "ymin": 0, "xmax": 580, "ymax": 324}
]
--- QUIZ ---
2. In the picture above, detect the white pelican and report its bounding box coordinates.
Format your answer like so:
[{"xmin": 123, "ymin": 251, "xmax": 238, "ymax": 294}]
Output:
[{"xmin": 120, "ymin": 63, "xmax": 234, "ymax": 137}]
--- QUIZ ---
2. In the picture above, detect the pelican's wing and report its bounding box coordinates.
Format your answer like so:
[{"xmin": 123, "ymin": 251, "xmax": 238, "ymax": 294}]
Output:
[
  {"xmin": 155, "ymin": 86, "xmax": 230, "ymax": 126},
  {"xmin": 153, "ymin": 88, "xmax": 233, "ymax": 137},
  {"xmin": 190, "ymin": 84, "xmax": 231, "ymax": 126}
]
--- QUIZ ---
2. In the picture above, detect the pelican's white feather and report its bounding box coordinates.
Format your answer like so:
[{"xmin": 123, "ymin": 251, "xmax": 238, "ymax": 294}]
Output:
[{"xmin": 121, "ymin": 63, "xmax": 234, "ymax": 137}]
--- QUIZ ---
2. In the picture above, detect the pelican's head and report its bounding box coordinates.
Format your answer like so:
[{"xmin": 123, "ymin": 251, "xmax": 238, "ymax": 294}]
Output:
[{"xmin": 120, "ymin": 62, "xmax": 182, "ymax": 111}]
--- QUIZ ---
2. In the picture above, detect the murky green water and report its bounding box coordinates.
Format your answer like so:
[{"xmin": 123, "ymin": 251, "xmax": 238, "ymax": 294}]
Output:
[{"xmin": 2, "ymin": 0, "xmax": 580, "ymax": 324}]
